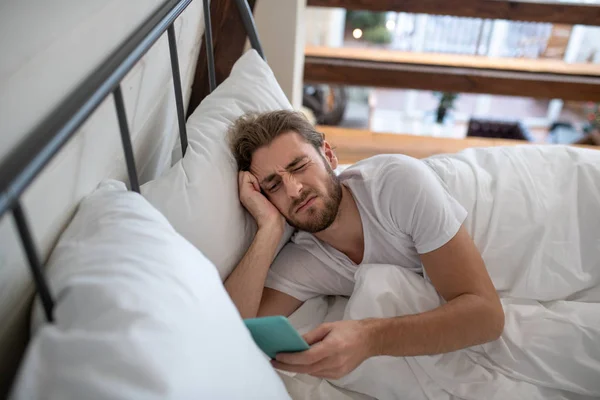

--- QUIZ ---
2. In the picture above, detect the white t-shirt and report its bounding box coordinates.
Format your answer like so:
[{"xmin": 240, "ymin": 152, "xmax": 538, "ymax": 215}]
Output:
[{"xmin": 265, "ymin": 154, "xmax": 468, "ymax": 301}]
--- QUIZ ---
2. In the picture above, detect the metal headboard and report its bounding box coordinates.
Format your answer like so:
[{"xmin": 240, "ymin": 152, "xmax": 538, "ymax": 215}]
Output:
[{"xmin": 0, "ymin": 0, "xmax": 264, "ymax": 324}]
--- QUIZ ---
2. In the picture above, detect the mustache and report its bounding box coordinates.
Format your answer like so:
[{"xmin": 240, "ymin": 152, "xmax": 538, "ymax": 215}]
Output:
[{"xmin": 290, "ymin": 191, "xmax": 314, "ymax": 213}]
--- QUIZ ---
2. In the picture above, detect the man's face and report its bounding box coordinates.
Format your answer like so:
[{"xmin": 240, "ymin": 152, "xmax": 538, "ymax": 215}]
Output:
[{"xmin": 250, "ymin": 131, "xmax": 342, "ymax": 233}]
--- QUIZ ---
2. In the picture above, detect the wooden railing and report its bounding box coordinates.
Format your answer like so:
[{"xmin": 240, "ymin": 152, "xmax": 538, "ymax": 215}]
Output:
[{"xmin": 304, "ymin": 46, "xmax": 600, "ymax": 101}]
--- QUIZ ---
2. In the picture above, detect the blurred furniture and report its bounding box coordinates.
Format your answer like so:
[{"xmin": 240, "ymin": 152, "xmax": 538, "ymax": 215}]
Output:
[
  {"xmin": 546, "ymin": 122, "xmax": 599, "ymax": 146},
  {"xmin": 466, "ymin": 118, "xmax": 532, "ymax": 141},
  {"xmin": 548, "ymin": 122, "xmax": 585, "ymax": 144}
]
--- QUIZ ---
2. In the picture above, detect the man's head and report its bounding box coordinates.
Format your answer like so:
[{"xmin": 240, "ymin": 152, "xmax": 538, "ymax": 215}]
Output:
[{"xmin": 229, "ymin": 110, "xmax": 342, "ymax": 233}]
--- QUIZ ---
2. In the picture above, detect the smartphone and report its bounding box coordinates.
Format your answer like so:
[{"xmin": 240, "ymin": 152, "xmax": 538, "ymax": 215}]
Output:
[{"xmin": 244, "ymin": 316, "xmax": 310, "ymax": 359}]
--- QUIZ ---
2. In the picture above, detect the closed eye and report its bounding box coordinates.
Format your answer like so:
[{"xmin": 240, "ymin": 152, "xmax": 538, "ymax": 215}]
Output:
[
  {"xmin": 292, "ymin": 163, "xmax": 308, "ymax": 172},
  {"xmin": 267, "ymin": 181, "xmax": 281, "ymax": 193},
  {"xmin": 265, "ymin": 162, "xmax": 307, "ymax": 193}
]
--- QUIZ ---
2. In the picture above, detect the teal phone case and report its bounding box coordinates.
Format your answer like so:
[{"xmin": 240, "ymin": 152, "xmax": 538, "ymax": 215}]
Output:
[{"xmin": 244, "ymin": 316, "xmax": 310, "ymax": 359}]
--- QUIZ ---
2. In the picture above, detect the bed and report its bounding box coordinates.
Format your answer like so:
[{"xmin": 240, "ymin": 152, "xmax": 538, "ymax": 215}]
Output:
[
  {"xmin": 1, "ymin": 1, "xmax": 333, "ymax": 397},
  {"xmin": 1, "ymin": 1, "xmax": 600, "ymax": 399}
]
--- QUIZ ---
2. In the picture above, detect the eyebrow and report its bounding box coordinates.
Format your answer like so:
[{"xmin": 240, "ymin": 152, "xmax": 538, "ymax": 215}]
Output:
[{"xmin": 260, "ymin": 156, "xmax": 308, "ymax": 187}]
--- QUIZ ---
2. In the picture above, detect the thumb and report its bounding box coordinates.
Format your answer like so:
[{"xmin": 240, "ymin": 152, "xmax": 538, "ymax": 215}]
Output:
[{"xmin": 303, "ymin": 323, "xmax": 333, "ymax": 345}]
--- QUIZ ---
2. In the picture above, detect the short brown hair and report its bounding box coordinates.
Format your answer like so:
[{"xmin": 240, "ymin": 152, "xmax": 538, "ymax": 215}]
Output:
[{"xmin": 228, "ymin": 110, "xmax": 324, "ymax": 171}]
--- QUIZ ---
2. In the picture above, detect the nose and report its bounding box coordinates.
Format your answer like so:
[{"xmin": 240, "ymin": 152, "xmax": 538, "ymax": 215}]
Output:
[{"xmin": 283, "ymin": 174, "xmax": 302, "ymax": 198}]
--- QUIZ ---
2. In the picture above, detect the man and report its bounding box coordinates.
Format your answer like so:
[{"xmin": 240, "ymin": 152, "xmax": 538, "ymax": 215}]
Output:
[{"xmin": 224, "ymin": 110, "xmax": 504, "ymax": 380}]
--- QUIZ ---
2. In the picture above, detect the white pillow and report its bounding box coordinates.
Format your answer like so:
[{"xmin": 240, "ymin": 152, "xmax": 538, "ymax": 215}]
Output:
[
  {"xmin": 10, "ymin": 181, "xmax": 290, "ymax": 400},
  {"xmin": 141, "ymin": 50, "xmax": 294, "ymax": 280}
]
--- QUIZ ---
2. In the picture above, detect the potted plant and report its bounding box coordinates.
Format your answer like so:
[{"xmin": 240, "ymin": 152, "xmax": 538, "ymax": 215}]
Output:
[
  {"xmin": 578, "ymin": 102, "xmax": 600, "ymax": 146},
  {"xmin": 583, "ymin": 102, "xmax": 600, "ymax": 134},
  {"xmin": 433, "ymin": 92, "xmax": 458, "ymax": 124}
]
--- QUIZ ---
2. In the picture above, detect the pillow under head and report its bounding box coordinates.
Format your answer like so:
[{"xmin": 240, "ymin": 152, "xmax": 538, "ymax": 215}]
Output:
[{"xmin": 141, "ymin": 50, "xmax": 294, "ymax": 280}]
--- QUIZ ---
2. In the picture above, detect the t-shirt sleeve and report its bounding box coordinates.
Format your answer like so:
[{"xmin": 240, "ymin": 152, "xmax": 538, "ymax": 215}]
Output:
[
  {"xmin": 264, "ymin": 243, "xmax": 334, "ymax": 302},
  {"xmin": 377, "ymin": 156, "xmax": 468, "ymax": 254}
]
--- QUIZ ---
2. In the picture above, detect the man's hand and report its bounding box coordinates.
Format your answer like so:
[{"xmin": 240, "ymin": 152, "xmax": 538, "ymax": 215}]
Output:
[
  {"xmin": 224, "ymin": 171, "xmax": 292, "ymax": 319},
  {"xmin": 238, "ymin": 171, "xmax": 284, "ymax": 232},
  {"xmin": 271, "ymin": 320, "xmax": 373, "ymax": 380}
]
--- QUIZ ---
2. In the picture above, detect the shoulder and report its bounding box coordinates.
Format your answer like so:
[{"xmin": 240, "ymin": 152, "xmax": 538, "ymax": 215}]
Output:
[
  {"xmin": 341, "ymin": 154, "xmax": 430, "ymax": 178},
  {"xmin": 341, "ymin": 154, "xmax": 437, "ymax": 195},
  {"xmin": 378, "ymin": 154, "xmax": 435, "ymax": 179}
]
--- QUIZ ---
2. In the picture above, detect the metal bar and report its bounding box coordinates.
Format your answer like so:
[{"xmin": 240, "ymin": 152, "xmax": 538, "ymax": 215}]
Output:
[
  {"xmin": 12, "ymin": 202, "xmax": 54, "ymax": 323},
  {"xmin": 203, "ymin": 0, "xmax": 217, "ymax": 92},
  {"xmin": 113, "ymin": 85, "xmax": 140, "ymax": 193},
  {"xmin": 0, "ymin": 0, "xmax": 192, "ymax": 219},
  {"xmin": 167, "ymin": 24, "xmax": 189, "ymax": 157},
  {"xmin": 233, "ymin": 0, "xmax": 265, "ymax": 60}
]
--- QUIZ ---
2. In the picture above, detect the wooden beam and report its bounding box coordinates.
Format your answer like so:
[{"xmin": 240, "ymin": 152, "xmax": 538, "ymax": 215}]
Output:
[
  {"xmin": 307, "ymin": 0, "xmax": 600, "ymax": 26},
  {"xmin": 188, "ymin": 0, "xmax": 257, "ymax": 118},
  {"xmin": 306, "ymin": 46, "xmax": 600, "ymax": 77},
  {"xmin": 320, "ymin": 125, "xmax": 598, "ymax": 164},
  {"xmin": 304, "ymin": 46, "xmax": 600, "ymax": 102}
]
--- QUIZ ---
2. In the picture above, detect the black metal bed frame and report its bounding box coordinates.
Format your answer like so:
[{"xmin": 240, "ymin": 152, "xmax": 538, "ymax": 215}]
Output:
[{"xmin": 0, "ymin": 0, "xmax": 264, "ymax": 324}]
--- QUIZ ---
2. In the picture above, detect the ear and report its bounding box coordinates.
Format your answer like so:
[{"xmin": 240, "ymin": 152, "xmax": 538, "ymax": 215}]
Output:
[{"xmin": 321, "ymin": 140, "xmax": 338, "ymax": 170}]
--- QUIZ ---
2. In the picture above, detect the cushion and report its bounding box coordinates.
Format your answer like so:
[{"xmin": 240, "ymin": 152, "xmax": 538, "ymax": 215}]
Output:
[
  {"xmin": 10, "ymin": 181, "xmax": 290, "ymax": 400},
  {"xmin": 141, "ymin": 50, "xmax": 294, "ymax": 280}
]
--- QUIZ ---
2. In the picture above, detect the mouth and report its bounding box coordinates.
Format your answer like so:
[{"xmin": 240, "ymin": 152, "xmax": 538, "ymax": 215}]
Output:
[{"xmin": 295, "ymin": 195, "xmax": 317, "ymax": 213}]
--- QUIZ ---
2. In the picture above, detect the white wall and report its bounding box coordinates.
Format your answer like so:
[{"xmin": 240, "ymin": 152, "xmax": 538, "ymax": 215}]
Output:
[
  {"xmin": 0, "ymin": 0, "xmax": 204, "ymax": 394},
  {"xmin": 575, "ymin": 26, "xmax": 600, "ymax": 63},
  {"xmin": 304, "ymin": 7, "xmax": 346, "ymax": 47},
  {"xmin": 254, "ymin": 0, "xmax": 306, "ymax": 109}
]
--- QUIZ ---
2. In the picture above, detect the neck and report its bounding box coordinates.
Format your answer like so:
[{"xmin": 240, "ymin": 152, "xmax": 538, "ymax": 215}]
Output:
[{"xmin": 314, "ymin": 185, "xmax": 364, "ymax": 262}]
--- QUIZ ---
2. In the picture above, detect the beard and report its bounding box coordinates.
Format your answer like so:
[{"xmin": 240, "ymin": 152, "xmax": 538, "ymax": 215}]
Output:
[{"xmin": 285, "ymin": 162, "xmax": 342, "ymax": 233}]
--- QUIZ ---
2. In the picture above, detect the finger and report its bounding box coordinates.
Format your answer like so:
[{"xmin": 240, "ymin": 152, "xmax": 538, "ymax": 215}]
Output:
[
  {"xmin": 272, "ymin": 356, "xmax": 338, "ymax": 378},
  {"xmin": 275, "ymin": 341, "xmax": 329, "ymax": 365},
  {"xmin": 310, "ymin": 369, "xmax": 343, "ymax": 380},
  {"xmin": 241, "ymin": 171, "xmax": 252, "ymax": 183},
  {"xmin": 270, "ymin": 360, "xmax": 314, "ymax": 375},
  {"xmin": 241, "ymin": 171, "xmax": 260, "ymax": 192},
  {"xmin": 300, "ymin": 359, "xmax": 338, "ymax": 379},
  {"xmin": 240, "ymin": 172, "xmax": 260, "ymax": 194},
  {"xmin": 250, "ymin": 177, "xmax": 261, "ymax": 193},
  {"xmin": 240, "ymin": 171, "xmax": 252, "ymax": 189},
  {"xmin": 303, "ymin": 323, "xmax": 333, "ymax": 345}
]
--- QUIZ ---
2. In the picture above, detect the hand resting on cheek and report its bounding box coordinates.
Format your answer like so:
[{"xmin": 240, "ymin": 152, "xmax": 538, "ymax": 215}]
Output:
[{"xmin": 238, "ymin": 170, "xmax": 284, "ymax": 234}]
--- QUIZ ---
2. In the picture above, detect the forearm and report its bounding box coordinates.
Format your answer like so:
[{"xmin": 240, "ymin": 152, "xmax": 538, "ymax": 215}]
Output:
[
  {"xmin": 224, "ymin": 225, "xmax": 282, "ymax": 319},
  {"xmin": 365, "ymin": 293, "xmax": 504, "ymax": 357}
]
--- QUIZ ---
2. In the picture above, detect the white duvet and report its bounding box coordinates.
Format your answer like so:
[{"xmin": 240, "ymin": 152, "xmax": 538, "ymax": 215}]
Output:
[{"xmin": 284, "ymin": 145, "xmax": 600, "ymax": 400}]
